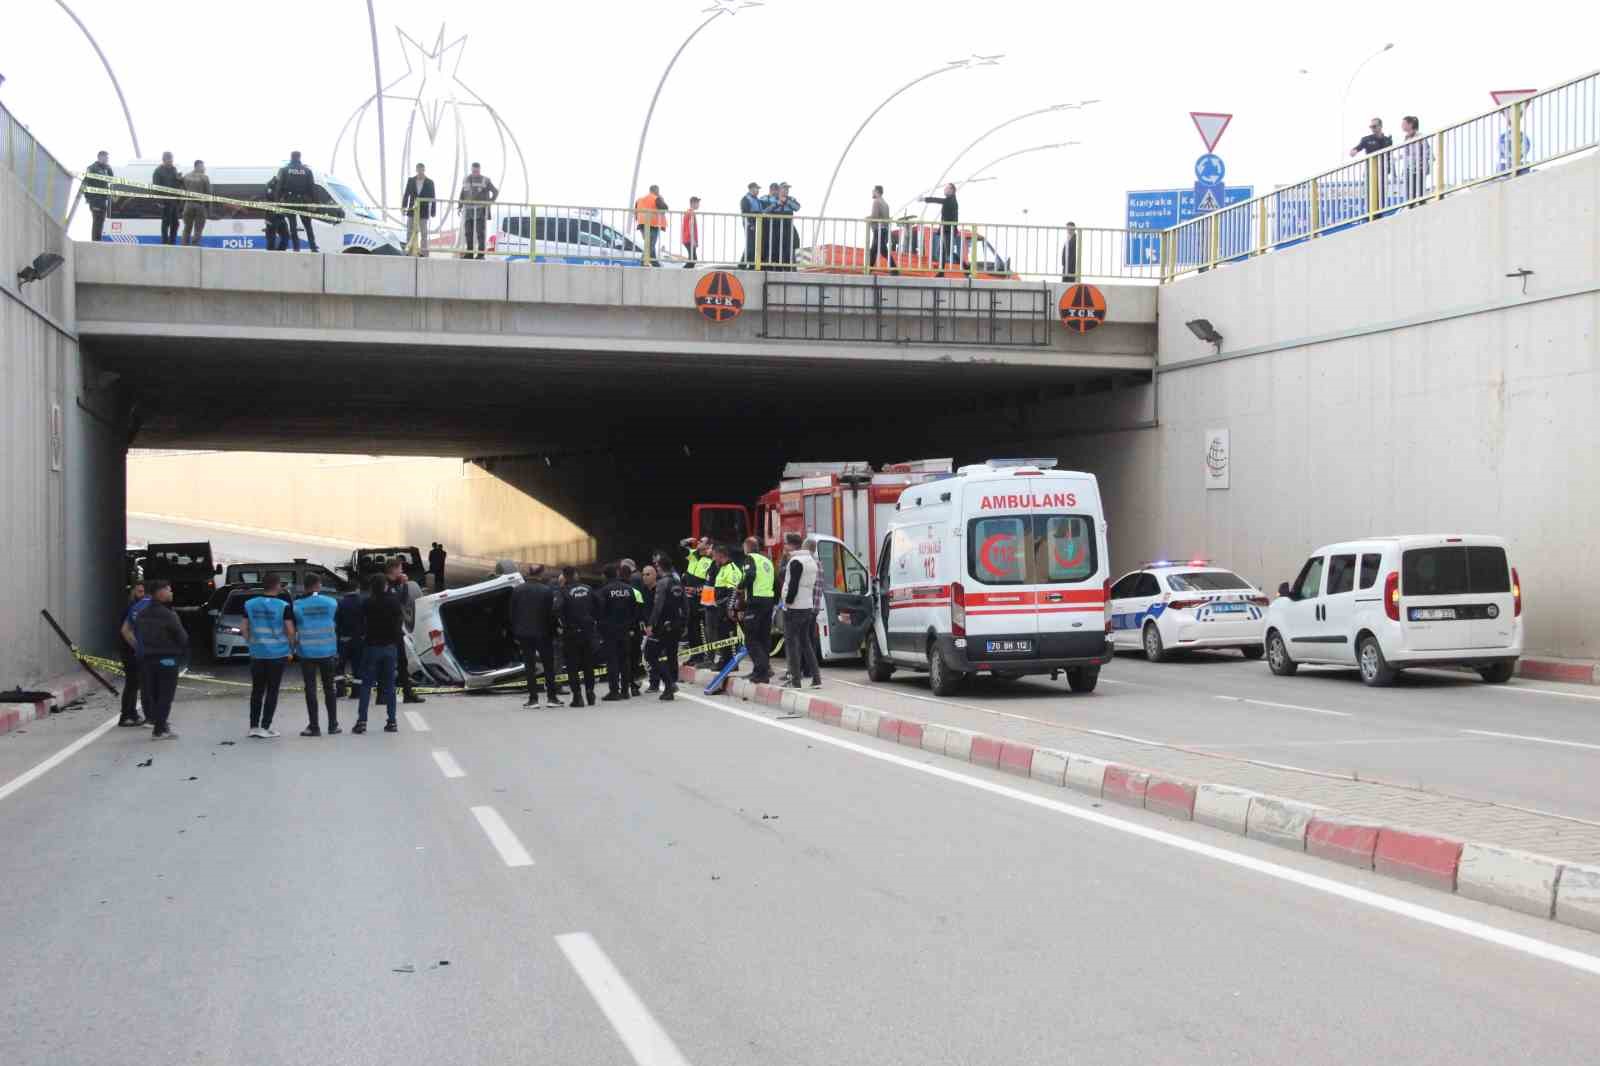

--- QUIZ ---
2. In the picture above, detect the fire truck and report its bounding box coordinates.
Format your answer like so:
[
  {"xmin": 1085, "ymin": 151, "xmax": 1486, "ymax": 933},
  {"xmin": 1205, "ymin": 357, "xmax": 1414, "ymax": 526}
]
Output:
[{"xmin": 689, "ymin": 460, "xmax": 953, "ymax": 663}]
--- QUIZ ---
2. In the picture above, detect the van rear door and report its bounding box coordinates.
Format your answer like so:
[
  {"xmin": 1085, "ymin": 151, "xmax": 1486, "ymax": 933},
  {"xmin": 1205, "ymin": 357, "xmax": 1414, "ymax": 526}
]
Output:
[
  {"xmin": 963, "ymin": 510, "xmax": 1039, "ymax": 662},
  {"xmin": 1400, "ymin": 543, "xmax": 1512, "ymax": 651},
  {"xmin": 1033, "ymin": 511, "xmax": 1106, "ymax": 661}
]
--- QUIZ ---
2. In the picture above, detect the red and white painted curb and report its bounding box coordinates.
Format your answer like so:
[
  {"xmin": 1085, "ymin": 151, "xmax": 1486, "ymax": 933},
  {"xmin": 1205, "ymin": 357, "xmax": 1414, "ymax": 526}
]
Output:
[
  {"xmin": 1518, "ymin": 657, "xmax": 1600, "ymax": 686},
  {"xmin": 0, "ymin": 677, "xmax": 95, "ymax": 738},
  {"xmin": 682, "ymin": 666, "xmax": 1600, "ymax": 935}
]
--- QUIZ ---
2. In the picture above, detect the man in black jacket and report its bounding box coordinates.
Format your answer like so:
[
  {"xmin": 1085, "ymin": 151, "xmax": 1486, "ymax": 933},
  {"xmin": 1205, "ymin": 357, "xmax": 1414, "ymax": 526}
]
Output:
[
  {"xmin": 276, "ymin": 150, "xmax": 319, "ymax": 252},
  {"xmin": 557, "ymin": 567, "xmax": 599, "ymax": 707},
  {"xmin": 739, "ymin": 181, "xmax": 762, "ymax": 267},
  {"xmin": 401, "ymin": 163, "xmax": 436, "ymax": 257},
  {"xmin": 355, "ymin": 575, "xmax": 403, "ymax": 733},
  {"xmin": 152, "ymin": 152, "xmax": 183, "ymax": 245},
  {"xmin": 1350, "ymin": 118, "xmax": 1393, "ymax": 157},
  {"xmin": 646, "ymin": 551, "xmax": 685, "ymax": 701},
  {"xmin": 923, "ymin": 183, "xmax": 961, "ymax": 270},
  {"xmin": 509, "ymin": 566, "xmax": 562, "ymax": 708},
  {"xmin": 84, "ymin": 151, "xmax": 114, "ymax": 242},
  {"xmin": 133, "ymin": 579, "xmax": 189, "ymax": 739}
]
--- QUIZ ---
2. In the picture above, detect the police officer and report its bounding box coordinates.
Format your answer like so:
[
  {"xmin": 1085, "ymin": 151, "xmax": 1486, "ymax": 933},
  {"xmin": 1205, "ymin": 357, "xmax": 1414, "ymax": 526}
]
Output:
[
  {"xmin": 557, "ymin": 566, "xmax": 599, "ymax": 707},
  {"xmin": 260, "ymin": 174, "xmax": 291, "ymax": 251},
  {"xmin": 275, "ymin": 150, "xmax": 319, "ymax": 253},
  {"xmin": 646, "ymin": 550, "xmax": 685, "ymax": 701},
  {"xmin": 621, "ymin": 560, "xmax": 647, "ymax": 696},
  {"xmin": 682, "ymin": 538, "xmax": 714, "ymax": 663},
  {"xmin": 710, "ymin": 544, "xmax": 744, "ymax": 668},
  {"xmin": 596, "ymin": 564, "xmax": 637, "ymax": 702},
  {"xmin": 739, "ymin": 536, "xmax": 777, "ymax": 683}
]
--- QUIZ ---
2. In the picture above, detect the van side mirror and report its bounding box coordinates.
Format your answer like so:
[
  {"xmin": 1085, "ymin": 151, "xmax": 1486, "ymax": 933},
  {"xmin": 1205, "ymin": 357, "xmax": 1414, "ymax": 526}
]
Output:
[{"xmin": 1278, "ymin": 581, "xmax": 1293, "ymax": 600}]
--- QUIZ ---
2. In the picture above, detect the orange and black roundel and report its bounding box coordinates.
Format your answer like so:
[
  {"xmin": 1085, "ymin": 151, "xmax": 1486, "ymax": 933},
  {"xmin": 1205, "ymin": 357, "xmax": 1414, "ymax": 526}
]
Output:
[
  {"xmin": 1057, "ymin": 284, "xmax": 1107, "ymax": 334},
  {"xmin": 694, "ymin": 271, "xmax": 745, "ymax": 323}
]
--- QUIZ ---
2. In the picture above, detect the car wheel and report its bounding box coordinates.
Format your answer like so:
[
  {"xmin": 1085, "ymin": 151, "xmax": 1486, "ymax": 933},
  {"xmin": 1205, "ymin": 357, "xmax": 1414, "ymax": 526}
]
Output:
[
  {"xmin": 1266, "ymin": 630, "xmax": 1297, "ymax": 676},
  {"xmin": 1357, "ymin": 634, "xmax": 1397, "ymax": 686},
  {"xmin": 1240, "ymin": 644, "xmax": 1265, "ymax": 660},
  {"xmin": 1478, "ymin": 660, "xmax": 1516, "ymax": 684},
  {"xmin": 866, "ymin": 633, "xmax": 894, "ymax": 682},
  {"xmin": 1142, "ymin": 623, "xmax": 1167, "ymax": 663},
  {"xmin": 928, "ymin": 642, "xmax": 963, "ymax": 696},
  {"xmin": 1066, "ymin": 665, "xmax": 1100, "ymax": 693}
]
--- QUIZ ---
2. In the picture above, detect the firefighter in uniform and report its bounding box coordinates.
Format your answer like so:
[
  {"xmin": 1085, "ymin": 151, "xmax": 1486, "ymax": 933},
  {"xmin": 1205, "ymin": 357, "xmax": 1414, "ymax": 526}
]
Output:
[
  {"xmin": 597, "ymin": 564, "xmax": 638, "ymax": 702},
  {"xmin": 710, "ymin": 544, "xmax": 744, "ymax": 668},
  {"xmin": 682, "ymin": 538, "xmax": 714, "ymax": 663},
  {"xmin": 739, "ymin": 537, "xmax": 777, "ymax": 684},
  {"xmin": 275, "ymin": 150, "xmax": 319, "ymax": 253},
  {"xmin": 556, "ymin": 566, "xmax": 599, "ymax": 707},
  {"xmin": 646, "ymin": 550, "xmax": 685, "ymax": 701}
]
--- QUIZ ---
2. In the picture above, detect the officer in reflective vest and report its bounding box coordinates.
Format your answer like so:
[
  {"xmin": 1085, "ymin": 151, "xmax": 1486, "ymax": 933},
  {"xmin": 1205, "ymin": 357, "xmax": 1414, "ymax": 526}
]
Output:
[
  {"xmin": 683, "ymin": 538, "xmax": 714, "ymax": 663},
  {"xmin": 710, "ymin": 544, "xmax": 744, "ymax": 667},
  {"xmin": 739, "ymin": 536, "xmax": 777, "ymax": 683}
]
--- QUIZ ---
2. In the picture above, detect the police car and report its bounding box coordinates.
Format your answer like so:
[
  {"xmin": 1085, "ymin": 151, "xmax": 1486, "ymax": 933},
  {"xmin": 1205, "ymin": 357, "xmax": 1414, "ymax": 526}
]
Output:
[{"xmin": 1108, "ymin": 561, "xmax": 1268, "ymax": 661}]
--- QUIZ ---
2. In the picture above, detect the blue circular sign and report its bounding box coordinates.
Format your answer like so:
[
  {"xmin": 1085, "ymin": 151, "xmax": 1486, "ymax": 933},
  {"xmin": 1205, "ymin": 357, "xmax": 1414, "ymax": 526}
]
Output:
[{"xmin": 1194, "ymin": 153, "xmax": 1226, "ymax": 184}]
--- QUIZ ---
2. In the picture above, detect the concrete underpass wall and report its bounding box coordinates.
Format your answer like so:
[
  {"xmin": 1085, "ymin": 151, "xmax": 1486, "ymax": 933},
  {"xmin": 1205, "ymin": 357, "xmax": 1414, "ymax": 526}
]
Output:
[
  {"xmin": 126, "ymin": 453, "xmax": 596, "ymax": 567},
  {"xmin": 1112, "ymin": 152, "xmax": 1600, "ymax": 660},
  {"xmin": 2, "ymin": 160, "xmax": 125, "ymax": 686}
]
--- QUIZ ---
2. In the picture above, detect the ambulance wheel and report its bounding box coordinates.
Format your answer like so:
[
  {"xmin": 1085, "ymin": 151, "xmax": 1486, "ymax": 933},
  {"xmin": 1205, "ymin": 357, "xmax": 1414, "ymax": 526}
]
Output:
[
  {"xmin": 928, "ymin": 643, "xmax": 963, "ymax": 696},
  {"xmin": 1066, "ymin": 666, "xmax": 1100, "ymax": 693},
  {"xmin": 1266, "ymin": 630, "xmax": 1297, "ymax": 675},
  {"xmin": 866, "ymin": 633, "xmax": 894, "ymax": 682},
  {"xmin": 1142, "ymin": 623, "xmax": 1167, "ymax": 663},
  {"xmin": 1241, "ymin": 644, "xmax": 1265, "ymax": 660}
]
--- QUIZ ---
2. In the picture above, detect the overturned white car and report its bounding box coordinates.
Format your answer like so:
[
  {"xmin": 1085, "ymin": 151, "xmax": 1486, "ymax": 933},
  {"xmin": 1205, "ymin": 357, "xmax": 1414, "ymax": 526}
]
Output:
[{"xmin": 411, "ymin": 572, "xmax": 536, "ymax": 689}]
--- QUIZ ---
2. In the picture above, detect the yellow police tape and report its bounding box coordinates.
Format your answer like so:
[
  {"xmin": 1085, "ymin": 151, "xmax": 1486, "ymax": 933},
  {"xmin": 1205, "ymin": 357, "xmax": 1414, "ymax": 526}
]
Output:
[
  {"xmin": 77, "ymin": 633, "xmax": 747, "ymax": 697},
  {"xmin": 80, "ymin": 172, "xmax": 344, "ymax": 224}
]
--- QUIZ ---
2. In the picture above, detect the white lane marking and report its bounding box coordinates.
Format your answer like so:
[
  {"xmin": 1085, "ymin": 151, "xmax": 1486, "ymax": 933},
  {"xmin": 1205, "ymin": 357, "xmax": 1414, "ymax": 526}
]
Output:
[
  {"xmin": 1497, "ymin": 685, "xmax": 1600, "ymax": 703},
  {"xmin": 0, "ymin": 712, "xmax": 121, "ymax": 804},
  {"xmin": 470, "ymin": 805, "xmax": 533, "ymax": 867},
  {"xmin": 431, "ymin": 749, "xmax": 466, "ymax": 778},
  {"xmin": 404, "ymin": 710, "xmax": 430, "ymax": 732},
  {"xmin": 1213, "ymin": 694, "xmax": 1353, "ymax": 718},
  {"xmin": 677, "ymin": 692, "xmax": 1600, "ymax": 979},
  {"xmin": 556, "ymin": 932, "xmax": 693, "ymax": 1066},
  {"xmin": 1462, "ymin": 729, "xmax": 1600, "ymax": 752}
]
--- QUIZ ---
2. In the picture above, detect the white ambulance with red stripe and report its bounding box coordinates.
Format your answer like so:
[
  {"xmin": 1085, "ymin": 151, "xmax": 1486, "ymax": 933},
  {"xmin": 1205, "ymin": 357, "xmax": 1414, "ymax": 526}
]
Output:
[{"xmin": 865, "ymin": 459, "xmax": 1113, "ymax": 694}]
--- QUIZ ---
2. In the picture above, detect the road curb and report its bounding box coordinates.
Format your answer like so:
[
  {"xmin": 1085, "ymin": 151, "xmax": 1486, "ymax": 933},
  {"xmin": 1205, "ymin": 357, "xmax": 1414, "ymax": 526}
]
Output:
[
  {"xmin": 0, "ymin": 675, "xmax": 94, "ymax": 738},
  {"xmin": 698, "ymin": 669, "xmax": 1599, "ymax": 934},
  {"xmin": 1518, "ymin": 657, "xmax": 1600, "ymax": 686}
]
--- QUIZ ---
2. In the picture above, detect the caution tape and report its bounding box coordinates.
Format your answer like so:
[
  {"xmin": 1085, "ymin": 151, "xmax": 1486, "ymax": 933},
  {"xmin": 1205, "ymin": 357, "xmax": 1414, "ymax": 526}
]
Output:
[{"xmin": 79, "ymin": 172, "xmax": 344, "ymax": 224}]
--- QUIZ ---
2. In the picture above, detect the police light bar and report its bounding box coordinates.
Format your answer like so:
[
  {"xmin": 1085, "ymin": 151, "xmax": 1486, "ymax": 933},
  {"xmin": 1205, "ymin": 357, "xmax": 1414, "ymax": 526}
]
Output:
[{"xmin": 985, "ymin": 458, "xmax": 1059, "ymax": 470}]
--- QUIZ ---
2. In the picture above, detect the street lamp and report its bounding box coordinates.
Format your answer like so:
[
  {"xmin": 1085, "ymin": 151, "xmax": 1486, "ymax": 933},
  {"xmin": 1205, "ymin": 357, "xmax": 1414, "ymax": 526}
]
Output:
[
  {"xmin": 927, "ymin": 100, "xmax": 1097, "ymax": 202},
  {"xmin": 1338, "ymin": 42, "xmax": 1395, "ymax": 149},
  {"xmin": 53, "ymin": 0, "xmax": 141, "ymax": 156},
  {"xmin": 817, "ymin": 53, "xmax": 1002, "ymax": 219},
  {"xmin": 627, "ymin": 1, "xmax": 762, "ymax": 208},
  {"xmin": 960, "ymin": 141, "xmax": 1080, "ymax": 187}
]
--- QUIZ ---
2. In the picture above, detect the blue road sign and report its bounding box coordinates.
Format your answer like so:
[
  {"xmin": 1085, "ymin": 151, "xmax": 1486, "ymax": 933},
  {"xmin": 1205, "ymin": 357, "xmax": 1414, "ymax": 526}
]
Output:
[
  {"xmin": 1193, "ymin": 182, "xmax": 1224, "ymax": 213},
  {"xmin": 1194, "ymin": 153, "xmax": 1226, "ymax": 184},
  {"xmin": 1125, "ymin": 185, "xmax": 1253, "ymax": 265}
]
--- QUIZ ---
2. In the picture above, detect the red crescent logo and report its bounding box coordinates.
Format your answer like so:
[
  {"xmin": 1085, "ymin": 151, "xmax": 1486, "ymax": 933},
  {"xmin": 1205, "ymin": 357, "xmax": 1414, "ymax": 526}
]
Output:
[
  {"xmin": 980, "ymin": 533, "xmax": 1018, "ymax": 577},
  {"xmin": 1053, "ymin": 539, "xmax": 1086, "ymax": 570}
]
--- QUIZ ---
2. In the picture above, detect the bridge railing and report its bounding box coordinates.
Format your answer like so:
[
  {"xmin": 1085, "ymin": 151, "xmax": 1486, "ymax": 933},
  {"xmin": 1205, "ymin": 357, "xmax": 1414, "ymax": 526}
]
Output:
[
  {"xmin": 410, "ymin": 198, "xmax": 1159, "ymax": 283},
  {"xmin": 0, "ymin": 99, "xmax": 75, "ymax": 221},
  {"xmin": 1163, "ymin": 66, "xmax": 1600, "ymax": 279}
]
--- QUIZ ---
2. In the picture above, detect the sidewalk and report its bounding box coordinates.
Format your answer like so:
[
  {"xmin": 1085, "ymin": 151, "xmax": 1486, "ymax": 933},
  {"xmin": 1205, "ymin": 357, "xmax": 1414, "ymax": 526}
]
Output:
[
  {"xmin": 685, "ymin": 665, "xmax": 1600, "ymax": 934},
  {"xmin": 0, "ymin": 674, "xmax": 98, "ymax": 738}
]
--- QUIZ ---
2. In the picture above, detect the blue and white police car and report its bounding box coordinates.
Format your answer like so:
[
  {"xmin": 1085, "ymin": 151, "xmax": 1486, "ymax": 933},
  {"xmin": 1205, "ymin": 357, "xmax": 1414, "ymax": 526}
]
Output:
[{"xmin": 1108, "ymin": 560, "xmax": 1268, "ymax": 661}]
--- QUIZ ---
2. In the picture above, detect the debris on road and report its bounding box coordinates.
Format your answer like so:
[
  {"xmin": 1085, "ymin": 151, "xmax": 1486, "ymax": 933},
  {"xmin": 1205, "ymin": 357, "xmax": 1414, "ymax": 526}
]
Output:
[{"xmin": 136, "ymin": 757, "xmax": 152, "ymax": 768}]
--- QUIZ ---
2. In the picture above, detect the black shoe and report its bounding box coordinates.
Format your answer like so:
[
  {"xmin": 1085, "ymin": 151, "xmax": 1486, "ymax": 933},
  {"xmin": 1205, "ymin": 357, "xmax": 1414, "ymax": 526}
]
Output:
[
  {"xmin": 570, "ymin": 696, "xmax": 586, "ymax": 708},
  {"xmin": 647, "ymin": 684, "xmax": 660, "ymax": 693},
  {"xmin": 586, "ymin": 691, "xmax": 597, "ymax": 705},
  {"xmin": 601, "ymin": 693, "xmax": 624, "ymax": 702},
  {"xmin": 383, "ymin": 720, "xmax": 398, "ymax": 733},
  {"xmin": 118, "ymin": 717, "xmax": 143, "ymax": 727},
  {"xmin": 403, "ymin": 695, "xmax": 426, "ymax": 704},
  {"xmin": 352, "ymin": 722, "xmax": 367, "ymax": 734},
  {"xmin": 327, "ymin": 724, "xmax": 342, "ymax": 735},
  {"xmin": 630, "ymin": 686, "xmax": 642, "ymax": 697},
  {"xmin": 524, "ymin": 697, "xmax": 539, "ymax": 707},
  {"xmin": 659, "ymin": 690, "xmax": 675, "ymax": 701},
  {"xmin": 545, "ymin": 697, "xmax": 565, "ymax": 708},
  {"xmin": 785, "ymin": 680, "xmax": 801, "ymax": 690},
  {"xmin": 300, "ymin": 726, "xmax": 321, "ymax": 737},
  {"xmin": 810, "ymin": 677, "xmax": 823, "ymax": 688}
]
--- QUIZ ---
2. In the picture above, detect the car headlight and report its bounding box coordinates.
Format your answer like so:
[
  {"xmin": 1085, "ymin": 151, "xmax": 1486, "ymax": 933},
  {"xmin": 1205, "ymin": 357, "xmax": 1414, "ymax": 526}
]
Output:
[{"xmin": 220, "ymin": 625, "xmax": 242, "ymax": 635}]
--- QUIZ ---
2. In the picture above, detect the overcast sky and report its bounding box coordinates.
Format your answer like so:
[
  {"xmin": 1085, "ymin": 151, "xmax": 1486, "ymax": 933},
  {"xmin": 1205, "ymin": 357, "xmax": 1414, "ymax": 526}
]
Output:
[{"xmin": 6, "ymin": 0, "xmax": 1598, "ymax": 235}]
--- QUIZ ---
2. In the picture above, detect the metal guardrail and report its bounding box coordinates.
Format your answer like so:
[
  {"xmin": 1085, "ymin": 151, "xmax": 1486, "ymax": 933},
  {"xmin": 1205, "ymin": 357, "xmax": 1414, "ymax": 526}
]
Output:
[
  {"xmin": 1164, "ymin": 67, "xmax": 1600, "ymax": 279},
  {"xmin": 0, "ymin": 100, "xmax": 75, "ymax": 221}
]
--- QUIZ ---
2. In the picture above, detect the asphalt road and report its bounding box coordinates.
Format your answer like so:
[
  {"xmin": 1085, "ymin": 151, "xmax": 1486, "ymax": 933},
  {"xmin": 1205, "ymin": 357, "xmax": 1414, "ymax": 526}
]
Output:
[
  {"xmin": 3, "ymin": 681, "xmax": 1599, "ymax": 1064},
  {"xmin": 815, "ymin": 647, "xmax": 1600, "ymax": 822}
]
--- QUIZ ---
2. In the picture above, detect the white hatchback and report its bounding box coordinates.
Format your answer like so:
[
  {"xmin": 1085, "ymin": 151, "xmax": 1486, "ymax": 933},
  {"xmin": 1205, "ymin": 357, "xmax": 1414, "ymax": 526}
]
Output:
[
  {"xmin": 1263, "ymin": 535, "xmax": 1522, "ymax": 686},
  {"xmin": 1109, "ymin": 562, "xmax": 1268, "ymax": 661}
]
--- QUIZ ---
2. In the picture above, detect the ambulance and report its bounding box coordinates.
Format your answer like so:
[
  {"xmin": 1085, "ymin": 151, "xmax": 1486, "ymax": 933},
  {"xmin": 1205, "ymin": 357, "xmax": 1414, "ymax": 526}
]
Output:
[{"xmin": 865, "ymin": 459, "xmax": 1113, "ymax": 694}]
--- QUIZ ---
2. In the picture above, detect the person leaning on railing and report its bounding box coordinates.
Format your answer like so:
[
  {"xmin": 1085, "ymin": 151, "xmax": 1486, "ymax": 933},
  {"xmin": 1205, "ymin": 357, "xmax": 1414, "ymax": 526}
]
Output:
[{"xmin": 400, "ymin": 163, "xmax": 436, "ymax": 257}]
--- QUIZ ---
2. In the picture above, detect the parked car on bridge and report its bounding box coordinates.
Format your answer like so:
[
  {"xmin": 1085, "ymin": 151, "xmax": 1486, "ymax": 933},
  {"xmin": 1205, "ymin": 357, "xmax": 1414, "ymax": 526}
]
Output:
[
  {"xmin": 1265, "ymin": 535, "xmax": 1522, "ymax": 686},
  {"xmin": 1108, "ymin": 562, "xmax": 1269, "ymax": 661}
]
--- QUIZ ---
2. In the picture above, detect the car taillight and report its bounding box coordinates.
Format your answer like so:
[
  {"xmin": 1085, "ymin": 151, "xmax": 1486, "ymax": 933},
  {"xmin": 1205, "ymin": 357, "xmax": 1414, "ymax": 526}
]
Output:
[
  {"xmin": 1249, "ymin": 595, "xmax": 1269, "ymax": 606},
  {"xmin": 1512, "ymin": 567, "xmax": 1522, "ymax": 617},
  {"xmin": 1384, "ymin": 571, "xmax": 1400, "ymax": 621},
  {"xmin": 429, "ymin": 628, "xmax": 445, "ymax": 656},
  {"xmin": 1104, "ymin": 577, "xmax": 1113, "ymax": 632},
  {"xmin": 950, "ymin": 582, "xmax": 966, "ymax": 637},
  {"xmin": 1167, "ymin": 599, "xmax": 1205, "ymax": 610}
]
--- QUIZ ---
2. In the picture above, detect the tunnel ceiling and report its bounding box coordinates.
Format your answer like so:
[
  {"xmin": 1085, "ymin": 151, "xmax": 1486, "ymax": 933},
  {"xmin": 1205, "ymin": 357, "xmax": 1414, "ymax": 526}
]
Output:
[{"xmin": 89, "ymin": 334, "xmax": 1140, "ymax": 456}]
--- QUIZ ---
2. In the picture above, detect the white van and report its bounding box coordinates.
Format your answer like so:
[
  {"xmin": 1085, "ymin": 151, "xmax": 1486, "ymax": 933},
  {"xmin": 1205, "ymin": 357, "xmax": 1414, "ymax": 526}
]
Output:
[
  {"xmin": 1264, "ymin": 535, "xmax": 1522, "ymax": 686},
  {"xmin": 865, "ymin": 460, "xmax": 1113, "ymax": 694},
  {"xmin": 104, "ymin": 163, "xmax": 406, "ymax": 253}
]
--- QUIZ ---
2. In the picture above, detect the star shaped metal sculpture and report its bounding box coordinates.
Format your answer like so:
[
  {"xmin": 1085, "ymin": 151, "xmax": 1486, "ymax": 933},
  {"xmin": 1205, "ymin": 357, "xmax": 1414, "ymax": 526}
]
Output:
[{"xmin": 385, "ymin": 25, "xmax": 473, "ymax": 145}]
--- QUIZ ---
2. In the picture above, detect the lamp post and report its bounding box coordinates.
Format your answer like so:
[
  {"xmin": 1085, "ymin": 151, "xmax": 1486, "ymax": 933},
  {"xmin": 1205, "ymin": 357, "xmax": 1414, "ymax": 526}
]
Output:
[
  {"xmin": 817, "ymin": 54, "xmax": 1002, "ymax": 219},
  {"xmin": 927, "ymin": 100, "xmax": 1097, "ymax": 204},
  {"xmin": 960, "ymin": 141, "xmax": 1080, "ymax": 187},
  {"xmin": 627, "ymin": 1, "xmax": 761, "ymax": 209},
  {"xmin": 1337, "ymin": 42, "xmax": 1395, "ymax": 149},
  {"xmin": 53, "ymin": 0, "xmax": 141, "ymax": 156}
]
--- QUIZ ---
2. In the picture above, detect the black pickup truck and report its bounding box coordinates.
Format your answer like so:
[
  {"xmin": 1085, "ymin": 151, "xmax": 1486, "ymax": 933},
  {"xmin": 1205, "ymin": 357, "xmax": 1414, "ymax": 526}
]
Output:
[{"xmin": 142, "ymin": 541, "xmax": 219, "ymax": 612}]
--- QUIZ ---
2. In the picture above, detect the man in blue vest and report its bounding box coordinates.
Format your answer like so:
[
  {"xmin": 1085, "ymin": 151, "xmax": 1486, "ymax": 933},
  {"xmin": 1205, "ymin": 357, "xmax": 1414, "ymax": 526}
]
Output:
[
  {"xmin": 293, "ymin": 573, "xmax": 341, "ymax": 736},
  {"xmin": 241, "ymin": 575, "xmax": 296, "ymax": 739},
  {"xmin": 117, "ymin": 580, "xmax": 151, "ymax": 726}
]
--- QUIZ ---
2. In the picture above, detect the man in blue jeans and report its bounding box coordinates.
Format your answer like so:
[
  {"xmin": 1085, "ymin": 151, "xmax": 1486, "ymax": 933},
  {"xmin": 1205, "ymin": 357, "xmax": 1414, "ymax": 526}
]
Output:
[
  {"xmin": 355, "ymin": 574, "xmax": 404, "ymax": 734},
  {"xmin": 242, "ymin": 575, "xmax": 296, "ymax": 739},
  {"xmin": 293, "ymin": 573, "xmax": 342, "ymax": 736}
]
